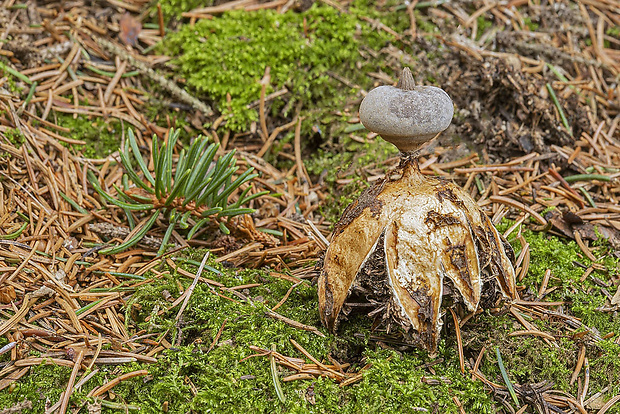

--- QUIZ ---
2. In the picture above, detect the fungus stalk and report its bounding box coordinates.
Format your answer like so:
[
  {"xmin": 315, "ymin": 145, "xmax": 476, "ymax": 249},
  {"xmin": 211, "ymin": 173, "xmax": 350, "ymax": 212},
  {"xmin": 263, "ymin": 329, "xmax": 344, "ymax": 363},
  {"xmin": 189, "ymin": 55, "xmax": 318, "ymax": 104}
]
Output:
[{"xmin": 318, "ymin": 68, "xmax": 517, "ymax": 352}]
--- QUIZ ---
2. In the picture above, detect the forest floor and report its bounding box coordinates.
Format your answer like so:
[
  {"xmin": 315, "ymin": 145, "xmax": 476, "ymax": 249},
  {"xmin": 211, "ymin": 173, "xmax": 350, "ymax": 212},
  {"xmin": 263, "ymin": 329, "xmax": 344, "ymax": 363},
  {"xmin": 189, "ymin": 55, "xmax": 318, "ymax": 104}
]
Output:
[{"xmin": 0, "ymin": 0, "xmax": 619, "ymax": 412}]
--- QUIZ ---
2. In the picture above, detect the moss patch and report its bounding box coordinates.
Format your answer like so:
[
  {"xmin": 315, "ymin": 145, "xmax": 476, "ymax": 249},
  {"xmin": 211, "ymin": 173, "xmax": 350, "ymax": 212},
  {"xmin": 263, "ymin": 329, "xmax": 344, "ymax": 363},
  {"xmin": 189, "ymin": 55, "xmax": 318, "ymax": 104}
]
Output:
[
  {"xmin": 156, "ymin": 0, "xmax": 215, "ymax": 20},
  {"xmin": 514, "ymin": 227, "xmax": 620, "ymax": 334},
  {"xmin": 3, "ymin": 128, "xmax": 25, "ymax": 148},
  {"xmin": 475, "ymin": 16, "xmax": 493, "ymax": 40},
  {"xmin": 162, "ymin": 3, "xmax": 395, "ymax": 132},
  {"xmin": 51, "ymin": 114, "xmax": 122, "ymax": 158}
]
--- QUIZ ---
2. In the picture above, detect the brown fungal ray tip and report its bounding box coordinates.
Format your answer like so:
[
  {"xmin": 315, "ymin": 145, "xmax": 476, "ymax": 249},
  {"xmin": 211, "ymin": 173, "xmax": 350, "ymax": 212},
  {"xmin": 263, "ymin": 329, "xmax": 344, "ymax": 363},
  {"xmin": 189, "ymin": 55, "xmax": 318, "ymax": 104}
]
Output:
[
  {"xmin": 318, "ymin": 157, "xmax": 517, "ymax": 353},
  {"xmin": 359, "ymin": 67, "xmax": 454, "ymax": 153}
]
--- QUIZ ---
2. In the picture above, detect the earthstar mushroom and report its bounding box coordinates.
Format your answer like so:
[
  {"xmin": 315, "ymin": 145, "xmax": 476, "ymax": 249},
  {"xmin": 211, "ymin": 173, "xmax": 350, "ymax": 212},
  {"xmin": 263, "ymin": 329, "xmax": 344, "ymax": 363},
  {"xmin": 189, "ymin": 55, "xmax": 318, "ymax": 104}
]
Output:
[{"xmin": 318, "ymin": 68, "xmax": 517, "ymax": 352}]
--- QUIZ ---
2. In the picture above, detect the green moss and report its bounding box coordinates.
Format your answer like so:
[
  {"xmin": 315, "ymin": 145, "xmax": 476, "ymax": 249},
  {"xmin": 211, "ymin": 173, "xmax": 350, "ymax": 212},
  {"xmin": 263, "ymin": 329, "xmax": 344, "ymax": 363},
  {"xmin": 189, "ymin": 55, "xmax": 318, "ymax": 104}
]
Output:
[
  {"xmin": 3, "ymin": 128, "xmax": 25, "ymax": 148},
  {"xmin": 162, "ymin": 3, "xmax": 394, "ymax": 132},
  {"xmin": 604, "ymin": 26, "xmax": 619, "ymax": 48},
  {"xmin": 318, "ymin": 180, "xmax": 369, "ymax": 226},
  {"xmin": 156, "ymin": 0, "xmax": 215, "ymax": 20},
  {"xmin": 607, "ymin": 26, "xmax": 620, "ymax": 37},
  {"xmin": 350, "ymin": 347, "xmax": 494, "ymax": 413},
  {"xmin": 121, "ymin": 250, "xmax": 516, "ymax": 412},
  {"xmin": 0, "ymin": 70, "xmax": 23, "ymax": 95},
  {"xmin": 51, "ymin": 114, "xmax": 122, "ymax": 158},
  {"xmin": 523, "ymin": 16, "xmax": 539, "ymax": 31},
  {"xmin": 465, "ymin": 312, "xmax": 576, "ymax": 389},
  {"xmin": 590, "ymin": 340, "xmax": 620, "ymax": 400},
  {"xmin": 513, "ymin": 227, "xmax": 620, "ymax": 333},
  {"xmin": 349, "ymin": 0, "xmax": 412, "ymax": 34},
  {"xmin": 476, "ymin": 16, "xmax": 493, "ymax": 40},
  {"xmin": 415, "ymin": 10, "xmax": 440, "ymax": 34},
  {"xmin": 0, "ymin": 364, "xmax": 73, "ymax": 413},
  {"xmin": 143, "ymin": 102, "xmax": 192, "ymax": 135},
  {"xmin": 469, "ymin": 222, "xmax": 620, "ymax": 403}
]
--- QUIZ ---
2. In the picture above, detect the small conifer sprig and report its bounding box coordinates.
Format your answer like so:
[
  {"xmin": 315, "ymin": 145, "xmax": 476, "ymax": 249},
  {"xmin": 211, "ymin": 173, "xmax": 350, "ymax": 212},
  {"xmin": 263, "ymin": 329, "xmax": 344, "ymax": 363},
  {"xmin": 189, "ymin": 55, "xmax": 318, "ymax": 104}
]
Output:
[{"xmin": 89, "ymin": 129, "xmax": 266, "ymax": 254}]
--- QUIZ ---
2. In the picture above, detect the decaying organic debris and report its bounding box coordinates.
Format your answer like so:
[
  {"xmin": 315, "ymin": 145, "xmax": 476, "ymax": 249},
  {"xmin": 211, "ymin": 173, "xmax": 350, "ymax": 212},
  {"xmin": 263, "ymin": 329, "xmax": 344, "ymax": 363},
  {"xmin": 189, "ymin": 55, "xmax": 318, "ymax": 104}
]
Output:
[{"xmin": 319, "ymin": 69, "xmax": 517, "ymax": 352}]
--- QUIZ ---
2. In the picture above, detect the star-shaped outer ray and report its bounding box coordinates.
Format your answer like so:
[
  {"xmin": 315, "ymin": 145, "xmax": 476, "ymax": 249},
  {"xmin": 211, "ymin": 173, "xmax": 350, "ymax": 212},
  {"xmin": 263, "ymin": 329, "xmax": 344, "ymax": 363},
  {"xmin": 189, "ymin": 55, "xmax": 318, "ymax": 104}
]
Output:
[{"xmin": 319, "ymin": 157, "xmax": 517, "ymax": 352}]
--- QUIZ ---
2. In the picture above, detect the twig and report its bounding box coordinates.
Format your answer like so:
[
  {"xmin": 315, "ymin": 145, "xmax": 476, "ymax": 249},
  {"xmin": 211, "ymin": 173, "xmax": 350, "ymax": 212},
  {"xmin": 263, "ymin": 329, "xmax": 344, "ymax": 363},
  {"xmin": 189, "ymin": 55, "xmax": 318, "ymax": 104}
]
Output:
[
  {"xmin": 507, "ymin": 330, "xmax": 555, "ymax": 340},
  {"xmin": 294, "ymin": 117, "xmax": 310, "ymax": 185},
  {"xmin": 449, "ymin": 309, "xmax": 465, "ymax": 374},
  {"xmin": 406, "ymin": 0, "xmax": 419, "ymax": 39},
  {"xmin": 157, "ymin": 4, "xmax": 165, "ymax": 37},
  {"xmin": 452, "ymin": 395, "xmax": 466, "ymax": 414},
  {"xmin": 573, "ymin": 230, "xmax": 597, "ymax": 262},
  {"xmin": 579, "ymin": 357, "xmax": 590, "ymax": 406},
  {"xmin": 207, "ymin": 318, "xmax": 227, "ymax": 353},
  {"xmin": 258, "ymin": 67, "xmax": 271, "ymax": 142},
  {"xmin": 58, "ymin": 349, "xmax": 85, "ymax": 414},
  {"xmin": 290, "ymin": 339, "xmax": 344, "ymax": 380},
  {"xmin": 0, "ymin": 287, "xmax": 55, "ymax": 336},
  {"xmin": 597, "ymin": 394, "xmax": 620, "ymax": 414},
  {"xmin": 272, "ymin": 281, "xmax": 303, "ymax": 311},
  {"xmin": 471, "ymin": 346, "xmax": 485, "ymax": 382},
  {"xmin": 175, "ymin": 252, "xmax": 211, "ymax": 321},
  {"xmin": 0, "ymin": 401, "xmax": 32, "ymax": 414},
  {"xmin": 265, "ymin": 310, "xmax": 325, "ymax": 337},
  {"xmin": 488, "ymin": 196, "xmax": 547, "ymax": 225},
  {"xmin": 93, "ymin": 37, "xmax": 213, "ymax": 116},
  {"xmin": 88, "ymin": 370, "xmax": 149, "ymax": 398},
  {"xmin": 256, "ymin": 118, "xmax": 298, "ymax": 158}
]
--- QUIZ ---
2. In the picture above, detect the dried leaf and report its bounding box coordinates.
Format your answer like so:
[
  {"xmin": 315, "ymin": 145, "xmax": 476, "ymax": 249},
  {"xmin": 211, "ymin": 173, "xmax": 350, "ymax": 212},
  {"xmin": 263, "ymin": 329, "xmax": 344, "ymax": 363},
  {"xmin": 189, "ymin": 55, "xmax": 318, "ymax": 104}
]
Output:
[
  {"xmin": 0, "ymin": 285, "xmax": 16, "ymax": 304},
  {"xmin": 119, "ymin": 13, "xmax": 142, "ymax": 47}
]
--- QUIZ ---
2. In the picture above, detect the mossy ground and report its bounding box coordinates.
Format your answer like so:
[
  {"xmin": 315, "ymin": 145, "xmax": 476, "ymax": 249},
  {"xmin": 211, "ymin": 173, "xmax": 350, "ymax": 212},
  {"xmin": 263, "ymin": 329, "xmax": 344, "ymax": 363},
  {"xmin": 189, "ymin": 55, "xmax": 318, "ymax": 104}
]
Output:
[
  {"xmin": 161, "ymin": 2, "xmax": 397, "ymax": 133},
  {"xmin": 49, "ymin": 114, "xmax": 122, "ymax": 158},
  {"xmin": 0, "ymin": 254, "xmax": 493, "ymax": 413},
  {"xmin": 2, "ymin": 228, "xmax": 619, "ymax": 413},
  {"xmin": 2, "ymin": 128, "xmax": 25, "ymax": 148},
  {"xmin": 49, "ymin": 111, "xmax": 196, "ymax": 158}
]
